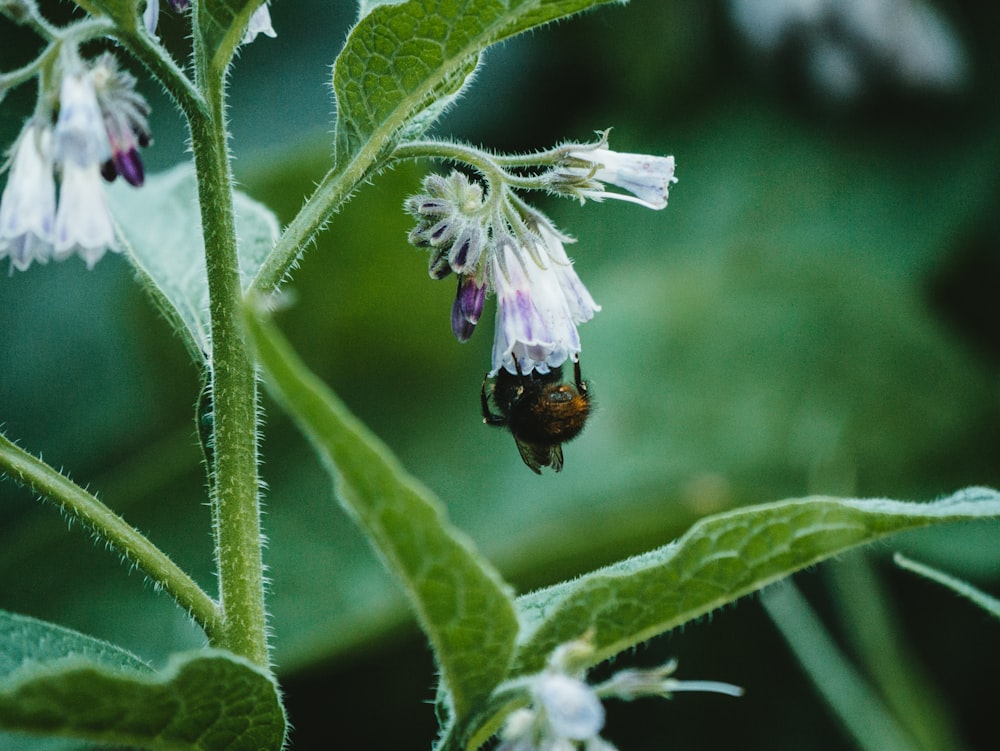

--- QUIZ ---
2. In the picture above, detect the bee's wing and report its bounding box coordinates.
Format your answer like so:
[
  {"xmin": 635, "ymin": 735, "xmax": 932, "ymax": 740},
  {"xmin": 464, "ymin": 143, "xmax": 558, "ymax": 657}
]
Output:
[{"xmin": 514, "ymin": 437, "xmax": 563, "ymax": 474}]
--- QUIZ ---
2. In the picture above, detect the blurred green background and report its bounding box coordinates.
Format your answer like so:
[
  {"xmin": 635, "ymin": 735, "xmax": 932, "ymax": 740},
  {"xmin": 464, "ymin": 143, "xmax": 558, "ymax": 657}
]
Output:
[{"xmin": 1, "ymin": 1, "xmax": 998, "ymax": 749}]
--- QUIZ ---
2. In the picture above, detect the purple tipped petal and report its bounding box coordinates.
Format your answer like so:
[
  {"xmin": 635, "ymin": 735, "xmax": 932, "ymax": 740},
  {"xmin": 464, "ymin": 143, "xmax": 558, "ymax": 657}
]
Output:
[
  {"xmin": 113, "ymin": 148, "xmax": 145, "ymax": 187},
  {"xmin": 451, "ymin": 276, "xmax": 486, "ymax": 342}
]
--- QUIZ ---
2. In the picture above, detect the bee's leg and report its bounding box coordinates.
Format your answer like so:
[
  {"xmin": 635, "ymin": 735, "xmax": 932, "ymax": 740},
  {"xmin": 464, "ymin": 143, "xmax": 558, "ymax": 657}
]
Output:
[
  {"xmin": 481, "ymin": 374, "xmax": 507, "ymax": 426},
  {"xmin": 573, "ymin": 356, "xmax": 588, "ymax": 394}
]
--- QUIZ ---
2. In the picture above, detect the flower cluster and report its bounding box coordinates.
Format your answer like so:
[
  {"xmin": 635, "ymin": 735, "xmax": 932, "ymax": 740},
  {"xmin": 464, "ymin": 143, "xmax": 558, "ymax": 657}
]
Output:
[
  {"xmin": 0, "ymin": 53, "xmax": 151, "ymax": 272},
  {"xmin": 496, "ymin": 637, "xmax": 742, "ymax": 751},
  {"xmin": 405, "ymin": 136, "xmax": 676, "ymax": 376}
]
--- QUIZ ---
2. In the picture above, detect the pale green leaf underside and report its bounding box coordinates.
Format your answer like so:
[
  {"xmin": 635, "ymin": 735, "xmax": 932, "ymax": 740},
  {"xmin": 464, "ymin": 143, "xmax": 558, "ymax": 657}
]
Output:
[
  {"xmin": 0, "ymin": 611, "xmax": 285, "ymax": 751},
  {"xmin": 247, "ymin": 310, "xmax": 519, "ymax": 721},
  {"xmin": 0, "ymin": 611, "xmax": 149, "ymax": 679},
  {"xmin": 511, "ymin": 487, "xmax": 1000, "ymax": 675},
  {"xmin": 333, "ymin": 0, "xmax": 625, "ymax": 168},
  {"xmin": 109, "ymin": 164, "xmax": 280, "ymax": 361}
]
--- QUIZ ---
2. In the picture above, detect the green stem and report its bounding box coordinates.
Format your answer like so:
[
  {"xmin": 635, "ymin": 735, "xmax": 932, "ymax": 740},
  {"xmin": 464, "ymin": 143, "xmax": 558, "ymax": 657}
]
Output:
[
  {"xmin": 0, "ymin": 434, "xmax": 221, "ymax": 637},
  {"xmin": 188, "ymin": 75, "xmax": 268, "ymax": 665}
]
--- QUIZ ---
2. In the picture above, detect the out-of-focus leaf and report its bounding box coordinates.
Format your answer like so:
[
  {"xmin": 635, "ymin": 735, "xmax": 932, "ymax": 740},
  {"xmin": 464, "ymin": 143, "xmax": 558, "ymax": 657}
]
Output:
[
  {"xmin": 511, "ymin": 488, "xmax": 1000, "ymax": 675},
  {"xmin": 0, "ymin": 611, "xmax": 286, "ymax": 751},
  {"xmin": 108, "ymin": 164, "xmax": 280, "ymax": 361},
  {"xmin": 246, "ymin": 310, "xmax": 519, "ymax": 720},
  {"xmin": 761, "ymin": 582, "xmax": 918, "ymax": 751}
]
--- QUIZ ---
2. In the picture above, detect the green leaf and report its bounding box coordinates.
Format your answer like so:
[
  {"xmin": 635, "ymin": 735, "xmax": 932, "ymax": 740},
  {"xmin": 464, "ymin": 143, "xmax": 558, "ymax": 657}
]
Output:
[
  {"xmin": 0, "ymin": 610, "xmax": 149, "ymax": 677},
  {"xmin": 197, "ymin": 0, "xmax": 268, "ymax": 76},
  {"xmin": 245, "ymin": 308, "xmax": 519, "ymax": 721},
  {"xmin": 108, "ymin": 164, "xmax": 280, "ymax": 362},
  {"xmin": 894, "ymin": 552, "xmax": 1000, "ymax": 619},
  {"xmin": 510, "ymin": 487, "xmax": 1000, "ymax": 675},
  {"xmin": 332, "ymin": 0, "xmax": 625, "ymax": 170},
  {"xmin": 0, "ymin": 611, "xmax": 286, "ymax": 751}
]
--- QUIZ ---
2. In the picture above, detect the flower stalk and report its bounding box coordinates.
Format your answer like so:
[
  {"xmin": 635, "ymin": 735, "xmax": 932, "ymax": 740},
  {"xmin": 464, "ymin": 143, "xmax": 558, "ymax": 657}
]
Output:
[{"xmin": 187, "ymin": 26, "xmax": 268, "ymax": 667}]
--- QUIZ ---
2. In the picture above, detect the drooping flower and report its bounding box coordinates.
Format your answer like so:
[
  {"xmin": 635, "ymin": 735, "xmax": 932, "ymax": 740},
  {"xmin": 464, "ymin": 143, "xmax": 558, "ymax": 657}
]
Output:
[
  {"xmin": 54, "ymin": 159, "xmax": 118, "ymax": 269},
  {"xmin": 54, "ymin": 71, "xmax": 111, "ymax": 169},
  {"xmin": 243, "ymin": 3, "xmax": 277, "ymax": 44},
  {"xmin": 0, "ymin": 122, "xmax": 57, "ymax": 271},
  {"xmin": 50, "ymin": 68, "xmax": 119, "ymax": 267},
  {"xmin": 406, "ymin": 170, "xmax": 599, "ymax": 376},
  {"xmin": 90, "ymin": 53, "xmax": 152, "ymax": 187},
  {"xmin": 555, "ymin": 134, "xmax": 678, "ymax": 209}
]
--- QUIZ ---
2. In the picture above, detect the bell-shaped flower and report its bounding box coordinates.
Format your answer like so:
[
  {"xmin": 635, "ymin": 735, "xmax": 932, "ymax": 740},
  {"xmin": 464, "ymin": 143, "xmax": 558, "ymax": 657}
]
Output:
[
  {"xmin": 0, "ymin": 123, "xmax": 57, "ymax": 271},
  {"xmin": 242, "ymin": 3, "xmax": 277, "ymax": 44},
  {"xmin": 490, "ymin": 237, "xmax": 583, "ymax": 376},
  {"xmin": 91, "ymin": 53, "xmax": 152, "ymax": 187},
  {"xmin": 54, "ymin": 160, "xmax": 118, "ymax": 269},
  {"xmin": 54, "ymin": 72, "xmax": 111, "ymax": 169},
  {"xmin": 554, "ymin": 134, "xmax": 677, "ymax": 210}
]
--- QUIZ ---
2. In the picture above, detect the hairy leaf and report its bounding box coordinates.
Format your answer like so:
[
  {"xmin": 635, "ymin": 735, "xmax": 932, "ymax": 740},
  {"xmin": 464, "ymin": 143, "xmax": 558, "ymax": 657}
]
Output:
[
  {"xmin": 332, "ymin": 0, "xmax": 625, "ymax": 171},
  {"xmin": 246, "ymin": 309, "xmax": 519, "ymax": 721},
  {"xmin": 511, "ymin": 487, "xmax": 1000, "ymax": 675},
  {"xmin": 0, "ymin": 611, "xmax": 286, "ymax": 750},
  {"xmin": 109, "ymin": 164, "xmax": 280, "ymax": 362}
]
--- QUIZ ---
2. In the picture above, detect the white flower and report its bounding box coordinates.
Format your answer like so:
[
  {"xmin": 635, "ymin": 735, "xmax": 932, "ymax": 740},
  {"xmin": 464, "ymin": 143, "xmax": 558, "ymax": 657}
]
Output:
[
  {"xmin": 54, "ymin": 160, "xmax": 118, "ymax": 268},
  {"xmin": 490, "ymin": 237, "xmax": 583, "ymax": 377},
  {"xmin": 0, "ymin": 123, "xmax": 57, "ymax": 271},
  {"xmin": 242, "ymin": 3, "xmax": 277, "ymax": 44},
  {"xmin": 143, "ymin": 0, "xmax": 159, "ymax": 34},
  {"xmin": 498, "ymin": 672, "xmax": 615, "ymax": 751},
  {"xmin": 561, "ymin": 147, "xmax": 677, "ymax": 210},
  {"xmin": 535, "ymin": 673, "xmax": 606, "ymax": 741},
  {"xmin": 54, "ymin": 73, "xmax": 110, "ymax": 168}
]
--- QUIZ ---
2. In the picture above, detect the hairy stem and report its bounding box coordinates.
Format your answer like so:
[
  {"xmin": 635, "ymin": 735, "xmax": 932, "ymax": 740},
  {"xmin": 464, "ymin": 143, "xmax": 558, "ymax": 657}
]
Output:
[{"xmin": 188, "ymin": 65, "xmax": 268, "ymax": 665}]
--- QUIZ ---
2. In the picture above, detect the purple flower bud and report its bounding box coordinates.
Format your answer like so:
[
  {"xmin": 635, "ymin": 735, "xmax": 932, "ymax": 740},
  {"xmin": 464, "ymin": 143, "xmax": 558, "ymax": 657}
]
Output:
[{"xmin": 451, "ymin": 276, "xmax": 486, "ymax": 342}]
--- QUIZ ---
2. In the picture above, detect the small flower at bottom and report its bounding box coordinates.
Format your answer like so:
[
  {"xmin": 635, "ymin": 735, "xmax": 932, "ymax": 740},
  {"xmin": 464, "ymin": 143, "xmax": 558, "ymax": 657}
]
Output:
[
  {"xmin": 495, "ymin": 637, "xmax": 742, "ymax": 751},
  {"xmin": 54, "ymin": 160, "xmax": 118, "ymax": 269},
  {"xmin": 0, "ymin": 122, "xmax": 56, "ymax": 271}
]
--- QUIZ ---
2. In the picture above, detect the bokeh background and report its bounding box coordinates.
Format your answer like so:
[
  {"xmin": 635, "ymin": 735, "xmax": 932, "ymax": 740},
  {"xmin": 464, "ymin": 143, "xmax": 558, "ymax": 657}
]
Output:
[{"xmin": 1, "ymin": 1, "xmax": 998, "ymax": 749}]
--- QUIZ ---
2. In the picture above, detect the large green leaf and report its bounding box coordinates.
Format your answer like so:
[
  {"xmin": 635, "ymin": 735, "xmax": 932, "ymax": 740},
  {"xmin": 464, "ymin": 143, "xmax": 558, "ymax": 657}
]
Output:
[
  {"xmin": 108, "ymin": 164, "xmax": 280, "ymax": 362},
  {"xmin": 246, "ymin": 309, "xmax": 519, "ymax": 721},
  {"xmin": 0, "ymin": 611, "xmax": 286, "ymax": 751},
  {"xmin": 332, "ymin": 0, "xmax": 625, "ymax": 169},
  {"xmin": 510, "ymin": 488, "xmax": 1000, "ymax": 676}
]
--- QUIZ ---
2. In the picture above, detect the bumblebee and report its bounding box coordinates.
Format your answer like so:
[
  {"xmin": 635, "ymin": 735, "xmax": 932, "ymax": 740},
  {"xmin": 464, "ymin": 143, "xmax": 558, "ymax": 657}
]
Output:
[{"xmin": 481, "ymin": 357, "xmax": 591, "ymax": 474}]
